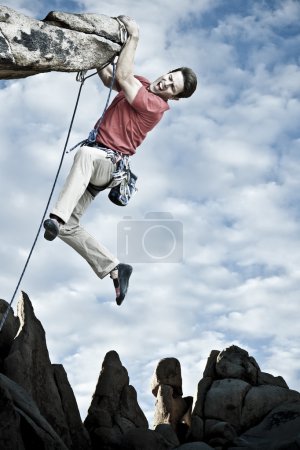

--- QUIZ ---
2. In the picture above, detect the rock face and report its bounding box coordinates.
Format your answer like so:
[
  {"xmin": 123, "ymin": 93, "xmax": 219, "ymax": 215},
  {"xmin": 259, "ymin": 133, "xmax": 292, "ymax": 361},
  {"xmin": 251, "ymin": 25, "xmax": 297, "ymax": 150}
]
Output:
[
  {"xmin": 84, "ymin": 350, "xmax": 148, "ymax": 449},
  {"xmin": 151, "ymin": 357, "xmax": 193, "ymax": 439},
  {"xmin": 1, "ymin": 293, "xmax": 300, "ymax": 450},
  {"xmin": 0, "ymin": 373, "xmax": 68, "ymax": 449},
  {"xmin": 190, "ymin": 345, "xmax": 300, "ymax": 449},
  {"xmin": 0, "ymin": 6, "xmax": 123, "ymax": 79},
  {"xmin": 0, "ymin": 293, "xmax": 91, "ymax": 449},
  {"xmin": 0, "ymin": 299, "xmax": 19, "ymax": 364}
]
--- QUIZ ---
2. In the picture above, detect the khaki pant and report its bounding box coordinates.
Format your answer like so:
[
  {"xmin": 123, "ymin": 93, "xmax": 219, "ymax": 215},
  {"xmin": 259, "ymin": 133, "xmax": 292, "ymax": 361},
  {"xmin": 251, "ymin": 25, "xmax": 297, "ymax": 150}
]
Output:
[{"xmin": 52, "ymin": 145, "xmax": 119, "ymax": 279}]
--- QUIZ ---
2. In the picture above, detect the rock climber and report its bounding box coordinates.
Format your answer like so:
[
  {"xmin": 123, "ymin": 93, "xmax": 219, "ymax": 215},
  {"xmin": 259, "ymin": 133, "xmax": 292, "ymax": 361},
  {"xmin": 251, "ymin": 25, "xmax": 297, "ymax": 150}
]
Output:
[{"xmin": 43, "ymin": 15, "xmax": 197, "ymax": 306}]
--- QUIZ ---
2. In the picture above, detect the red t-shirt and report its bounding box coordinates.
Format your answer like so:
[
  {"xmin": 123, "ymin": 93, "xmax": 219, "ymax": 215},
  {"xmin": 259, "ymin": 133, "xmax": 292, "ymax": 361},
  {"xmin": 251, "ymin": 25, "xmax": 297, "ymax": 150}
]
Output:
[{"xmin": 96, "ymin": 76, "xmax": 170, "ymax": 155}]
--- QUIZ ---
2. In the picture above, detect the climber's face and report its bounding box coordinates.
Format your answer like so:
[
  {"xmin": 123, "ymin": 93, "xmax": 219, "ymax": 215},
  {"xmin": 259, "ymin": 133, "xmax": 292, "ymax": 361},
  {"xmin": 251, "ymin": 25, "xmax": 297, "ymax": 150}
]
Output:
[{"xmin": 149, "ymin": 70, "xmax": 184, "ymax": 100}]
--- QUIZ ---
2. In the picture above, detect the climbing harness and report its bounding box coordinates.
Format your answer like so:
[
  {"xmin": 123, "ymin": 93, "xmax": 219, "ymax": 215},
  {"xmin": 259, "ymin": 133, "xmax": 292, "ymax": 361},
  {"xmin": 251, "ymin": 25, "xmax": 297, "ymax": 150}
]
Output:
[
  {"xmin": 108, "ymin": 166, "xmax": 138, "ymax": 206},
  {"xmin": 0, "ymin": 19, "xmax": 129, "ymax": 333}
]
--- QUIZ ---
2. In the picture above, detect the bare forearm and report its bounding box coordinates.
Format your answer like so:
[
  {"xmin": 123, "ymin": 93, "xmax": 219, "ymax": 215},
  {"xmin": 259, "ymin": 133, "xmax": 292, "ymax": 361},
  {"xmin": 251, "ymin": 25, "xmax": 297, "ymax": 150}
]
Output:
[
  {"xmin": 115, "ymin": 16, "xmax": 139, "ymax": 83},
  {"xmin": 107, "ymin": 16, "xmax": 141, "ymax": 103},
  {"xmin": 97, "ymin": 64, "xmax": 120, "ymax": 91},
  {"xmin": 98, "ymin": 65, "xmax": 112, "ymax": 86},
  {"xmin": 116, "ymin": 34, "xmax": 139, "ymax": 82}
]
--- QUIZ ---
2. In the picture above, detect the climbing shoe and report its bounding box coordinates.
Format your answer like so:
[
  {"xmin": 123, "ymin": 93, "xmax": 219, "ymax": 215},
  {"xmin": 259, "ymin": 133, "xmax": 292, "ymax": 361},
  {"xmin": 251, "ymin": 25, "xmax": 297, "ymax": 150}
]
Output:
[
  {"xmin": 111, "ymin": 263, "xmax": 133, "ymax": 306},
  {"xmin": 43, "ymin": 218, "xmax": 60, "ymax": 241}
]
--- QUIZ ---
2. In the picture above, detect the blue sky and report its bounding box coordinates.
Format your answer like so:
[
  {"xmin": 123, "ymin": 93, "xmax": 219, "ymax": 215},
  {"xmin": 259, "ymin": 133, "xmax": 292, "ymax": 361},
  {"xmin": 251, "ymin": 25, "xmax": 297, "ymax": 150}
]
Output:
[{"xmin": 1, "ymin": 0, "xmax": 300, "ymax": 423}]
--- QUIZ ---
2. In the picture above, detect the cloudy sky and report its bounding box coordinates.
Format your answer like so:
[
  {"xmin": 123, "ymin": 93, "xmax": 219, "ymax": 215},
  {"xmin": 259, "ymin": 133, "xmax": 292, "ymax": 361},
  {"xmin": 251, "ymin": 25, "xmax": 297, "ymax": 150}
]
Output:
[{"xmin": 1, "ymin": 0, "xmax": 300, "ymax": 423}]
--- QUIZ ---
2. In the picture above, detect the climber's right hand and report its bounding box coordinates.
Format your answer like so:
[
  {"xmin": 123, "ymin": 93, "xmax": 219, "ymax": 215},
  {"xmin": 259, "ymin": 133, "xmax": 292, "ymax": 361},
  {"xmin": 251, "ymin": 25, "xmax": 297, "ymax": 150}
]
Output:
[{"xmin": 117, "ymin": 15, "xmax": 139, "ymax": 38}]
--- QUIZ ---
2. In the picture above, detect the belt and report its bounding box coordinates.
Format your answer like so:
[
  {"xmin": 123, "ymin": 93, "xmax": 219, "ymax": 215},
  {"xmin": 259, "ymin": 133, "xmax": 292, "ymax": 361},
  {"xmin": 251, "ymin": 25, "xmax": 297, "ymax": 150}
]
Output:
[
  {"xmin": 86, "ymin": 141, "xmax": 123, "ymax": 164},
  {"xmin": 87, "ymin": 141, "xmax": 109, "ymax": 149}
]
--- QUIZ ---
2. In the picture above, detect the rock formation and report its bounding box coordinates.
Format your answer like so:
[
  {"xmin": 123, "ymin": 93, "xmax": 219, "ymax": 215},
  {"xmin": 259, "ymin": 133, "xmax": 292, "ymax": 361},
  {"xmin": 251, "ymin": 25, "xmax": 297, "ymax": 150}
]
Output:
[
  {"xmin": 0, "ymin": 293, "xmax": 91, "ymax": 449},
  {"xmin": 1, "ymin": 293, "xmax": 300, "ymax": 450},
  {"xmin": 84, "ymin": 350, "xmax": 148, "ymax": 449},
  {"xmin": 0, "ymin": 6, "xmax": 124, "ymax": 79},
  {"xmin": 151, "ymin": 357, "xmax": 193, "ymax": 440},
  {"xmin": 189, "ymin": 345, "xmax": 300, "ymax": 449},
  {"xmin": 0, "ymin": 373, "xmax": 68, "ymax": 449}
]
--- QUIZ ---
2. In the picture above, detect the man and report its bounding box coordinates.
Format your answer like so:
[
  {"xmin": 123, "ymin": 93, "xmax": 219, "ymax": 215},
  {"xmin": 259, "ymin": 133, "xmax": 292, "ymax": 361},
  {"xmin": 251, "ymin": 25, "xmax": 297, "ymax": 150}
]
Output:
[{"xmin": 43, "ymin": 16, "xmax": 197, "ymax": 306}]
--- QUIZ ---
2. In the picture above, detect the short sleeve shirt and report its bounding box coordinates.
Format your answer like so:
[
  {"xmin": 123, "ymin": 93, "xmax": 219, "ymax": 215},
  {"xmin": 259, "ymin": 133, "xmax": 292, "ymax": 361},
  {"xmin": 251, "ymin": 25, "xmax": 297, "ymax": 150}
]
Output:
[{"xmin": 96, "ymin": 76, "xmax": 170, "ymax": 155}]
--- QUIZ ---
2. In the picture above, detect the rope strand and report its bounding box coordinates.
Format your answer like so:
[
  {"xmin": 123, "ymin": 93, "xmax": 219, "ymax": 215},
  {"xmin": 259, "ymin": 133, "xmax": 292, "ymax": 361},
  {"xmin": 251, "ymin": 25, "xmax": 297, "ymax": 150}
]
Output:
[
  {"xmin": 0, "ymin": 63, "xmax": 113, "ymax": 333},
  {"xmin": 0, "ymin": 16, "xmax": 127, "ymax": 333}
]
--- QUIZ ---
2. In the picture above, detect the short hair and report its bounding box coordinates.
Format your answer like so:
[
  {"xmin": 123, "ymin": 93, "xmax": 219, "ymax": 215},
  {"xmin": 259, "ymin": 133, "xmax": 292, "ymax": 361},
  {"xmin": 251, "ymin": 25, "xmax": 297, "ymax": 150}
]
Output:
[{"xmin": 170, "ymin": 67, "xmax": 197, "ymax": 98}]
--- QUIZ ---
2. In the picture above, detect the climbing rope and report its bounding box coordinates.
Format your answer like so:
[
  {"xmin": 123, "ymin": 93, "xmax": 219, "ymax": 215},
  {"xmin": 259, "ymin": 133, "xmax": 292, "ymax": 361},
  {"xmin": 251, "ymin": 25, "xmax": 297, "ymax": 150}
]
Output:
[
  {"xmin": 0, "ymin": 61, "xmax": 116, "ymax": 333},
  {"xmin": 67, "ymin": 61, "xmax": 116, "ymax": 152},
  {"xmin": 0, "ymin": 17, "xmax": 128, "ymax": 333}
]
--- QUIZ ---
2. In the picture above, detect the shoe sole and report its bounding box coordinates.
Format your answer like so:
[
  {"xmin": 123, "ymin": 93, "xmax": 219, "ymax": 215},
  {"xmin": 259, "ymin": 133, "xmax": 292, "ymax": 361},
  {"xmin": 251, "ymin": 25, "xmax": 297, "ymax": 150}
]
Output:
[{"xmin": 43, "ymin": 219, "xmax": 59, "ymax": 241}]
